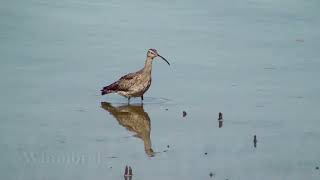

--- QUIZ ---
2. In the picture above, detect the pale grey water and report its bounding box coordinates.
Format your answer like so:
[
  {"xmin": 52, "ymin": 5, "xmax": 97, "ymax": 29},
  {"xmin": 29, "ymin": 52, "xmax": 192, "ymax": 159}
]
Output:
[{"xmin": 1, "ymin": 0, "xmax": 320, "ymax": 179}]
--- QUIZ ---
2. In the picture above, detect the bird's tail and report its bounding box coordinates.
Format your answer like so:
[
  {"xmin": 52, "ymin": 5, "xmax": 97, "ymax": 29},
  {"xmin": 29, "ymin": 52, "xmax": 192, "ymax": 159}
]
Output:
[{"xmin": 101, "ymin": 82, "xmax": 119, "ymax": 95}]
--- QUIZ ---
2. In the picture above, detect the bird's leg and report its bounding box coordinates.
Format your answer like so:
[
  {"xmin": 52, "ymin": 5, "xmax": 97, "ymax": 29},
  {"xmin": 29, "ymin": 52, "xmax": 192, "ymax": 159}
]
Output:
[
  {"xmin": 140, "ymin": 95, "xmax": 144, "ymax": 105},
  {"xmin": 127, "ymin": 97, "xmax": 131, "ymax": 104}
]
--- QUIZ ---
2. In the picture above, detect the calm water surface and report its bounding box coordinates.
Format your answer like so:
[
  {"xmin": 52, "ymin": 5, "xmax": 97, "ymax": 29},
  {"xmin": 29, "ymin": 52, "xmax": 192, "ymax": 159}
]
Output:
[{"xmin": 1, "ymin": 0, "xmax": 320, "ymax": 179}]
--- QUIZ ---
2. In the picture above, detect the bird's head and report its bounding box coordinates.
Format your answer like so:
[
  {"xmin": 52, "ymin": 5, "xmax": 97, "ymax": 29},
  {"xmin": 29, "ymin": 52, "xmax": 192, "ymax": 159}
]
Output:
[{"xmin": 147, "ymin": 48, "xmax": 170, "ymax": 66}]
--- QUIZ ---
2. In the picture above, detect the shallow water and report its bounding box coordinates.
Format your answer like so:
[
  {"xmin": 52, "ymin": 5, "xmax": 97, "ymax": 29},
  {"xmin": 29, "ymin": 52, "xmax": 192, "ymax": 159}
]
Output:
[{"xmin": 1, "ymin": 0, "xmax": 320, "ymax": 179}]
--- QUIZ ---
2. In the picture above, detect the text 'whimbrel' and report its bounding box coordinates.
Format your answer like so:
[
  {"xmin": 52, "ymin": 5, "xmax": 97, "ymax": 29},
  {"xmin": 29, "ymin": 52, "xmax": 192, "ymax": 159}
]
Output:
[{"xmin": 101, "ymin": 49, "xmax": 170, "ymax": 103}]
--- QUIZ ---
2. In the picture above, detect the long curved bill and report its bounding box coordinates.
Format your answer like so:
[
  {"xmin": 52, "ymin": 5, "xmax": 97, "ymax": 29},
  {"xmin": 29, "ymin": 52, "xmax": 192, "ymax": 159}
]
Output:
[{"xmin": 158, "ymin": 55, "xmax": 170, "ymax": 66}]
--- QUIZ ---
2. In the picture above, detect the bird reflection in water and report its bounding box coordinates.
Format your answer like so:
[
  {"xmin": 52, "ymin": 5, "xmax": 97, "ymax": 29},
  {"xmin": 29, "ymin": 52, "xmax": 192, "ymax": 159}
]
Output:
[{"xmin": 101, "ymin": 102, "xmax": 154, "ymax": 157}]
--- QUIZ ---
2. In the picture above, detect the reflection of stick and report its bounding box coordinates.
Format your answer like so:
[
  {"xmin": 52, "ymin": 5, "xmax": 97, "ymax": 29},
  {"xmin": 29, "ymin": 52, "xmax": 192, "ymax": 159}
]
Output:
[{"xmin": 124, "ymin": 175, "xmax": 132, "ymax": 180}]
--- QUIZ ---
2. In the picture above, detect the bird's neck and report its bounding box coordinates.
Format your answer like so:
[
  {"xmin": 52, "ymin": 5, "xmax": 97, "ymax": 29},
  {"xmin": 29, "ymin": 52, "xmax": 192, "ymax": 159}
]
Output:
[
  {"xmin": 143, "ymin": 57, "xmax": 153, "ymax": 74},
  {"xmin": 143, "ymin": 133, "xmax": 153, "ymax": 156}
]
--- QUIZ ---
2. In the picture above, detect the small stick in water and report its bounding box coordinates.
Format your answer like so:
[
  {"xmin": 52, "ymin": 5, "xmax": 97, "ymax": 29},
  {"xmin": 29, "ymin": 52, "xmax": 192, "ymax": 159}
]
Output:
[
  {"xmin": 124, "ymin": 166, "xmax": 133, "ymax": 177},
  {"xmin": 253, "ymin": 135, "xmax": 258, "ymax": 148},
  {"xmin": 182, "ymin": 111, "xmax": 187, "ymax": 117},
  {"xmin": 129, "ymin": 166, "xmax": 133, "ymax": 176},
  {"xmin": 124, "ymin": 166, "xmax": 128, "ymax": 176},
  {"xmin": 218, "ymin": 112, "xmax": 223, "ymax": 120},
  {"xmin": 218, "ymin": 112, "xmax": 224, "ymax": 128},
  {"xmin": 209, "ymin": 172, "xmax": 215, "ymax": 178}
]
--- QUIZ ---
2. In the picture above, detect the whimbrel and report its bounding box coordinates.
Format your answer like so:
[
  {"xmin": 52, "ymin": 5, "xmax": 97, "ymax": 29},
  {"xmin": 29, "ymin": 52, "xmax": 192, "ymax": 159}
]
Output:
[{"xmin": 101, "ymin": 49, "xmax": 170, "ymax": 103}]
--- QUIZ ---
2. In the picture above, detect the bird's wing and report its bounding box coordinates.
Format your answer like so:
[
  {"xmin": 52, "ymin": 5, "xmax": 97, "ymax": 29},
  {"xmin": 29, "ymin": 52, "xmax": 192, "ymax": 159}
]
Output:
[
  {"xmin": 119, "ymin": 72, "xmax": 137, "ymax": 81},
  {"xmin": 116, "ymin": 71, "xmax": 141, "ymax": 91}
]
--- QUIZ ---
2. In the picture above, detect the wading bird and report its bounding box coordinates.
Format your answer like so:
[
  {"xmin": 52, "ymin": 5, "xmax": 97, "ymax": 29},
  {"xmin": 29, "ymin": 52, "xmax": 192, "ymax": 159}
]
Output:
[{"xmin": 101, "ymin": 49, "xmax": 170, "ymax": 103}]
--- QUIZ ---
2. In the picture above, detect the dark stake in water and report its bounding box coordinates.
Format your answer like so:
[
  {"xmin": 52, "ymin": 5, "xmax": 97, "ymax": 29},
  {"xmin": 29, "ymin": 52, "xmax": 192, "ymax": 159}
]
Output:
[
  {"xmin": 124, "ymin": 165, "xmax": 133, "ymax": 180},
  {"xmin": 209, "ymin": 172, "xmax": 215, "ymax": 178},
  {"xmin": 124, "ymin": 166, "xmax": 128, "ymax": 176},
  {"xmin": 182, "ymin": 111, "xmax": 187, "ymax": 117},
  {"xmin": 254, "ymin": 135, "xmax": 258, "ymax": 148},
  {"xmin": 101, "ymin": 102, "xmax": 154, "ymax": 157},
  {"xmin": 218, "ymin": 112, "xmax": 224, "ymax": 128},
  {"xmin": 218, "ymin": 112, "xmax": 223, "ymax": 120}
]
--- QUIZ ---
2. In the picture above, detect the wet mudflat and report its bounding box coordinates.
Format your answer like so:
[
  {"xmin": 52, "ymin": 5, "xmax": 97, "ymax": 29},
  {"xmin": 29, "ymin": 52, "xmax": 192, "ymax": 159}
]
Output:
[{"xmin": 1, "ymin": 0, "xmax": 320, "ymax": 180}]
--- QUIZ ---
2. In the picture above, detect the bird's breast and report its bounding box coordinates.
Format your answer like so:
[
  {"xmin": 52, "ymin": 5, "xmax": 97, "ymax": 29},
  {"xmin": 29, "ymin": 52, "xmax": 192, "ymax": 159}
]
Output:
[{"xmin": 129, "ymin": 76, "xmax": 151, "ymax": 96}]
